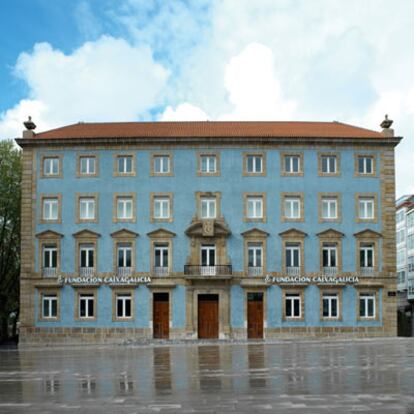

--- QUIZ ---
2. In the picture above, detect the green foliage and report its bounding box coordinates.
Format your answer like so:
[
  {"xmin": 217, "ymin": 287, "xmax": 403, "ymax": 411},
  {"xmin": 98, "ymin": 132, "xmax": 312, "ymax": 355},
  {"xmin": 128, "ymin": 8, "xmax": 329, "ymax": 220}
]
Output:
[{"xmin": 0, "ymin": 140, "xmax": 22, "ymax": 341}]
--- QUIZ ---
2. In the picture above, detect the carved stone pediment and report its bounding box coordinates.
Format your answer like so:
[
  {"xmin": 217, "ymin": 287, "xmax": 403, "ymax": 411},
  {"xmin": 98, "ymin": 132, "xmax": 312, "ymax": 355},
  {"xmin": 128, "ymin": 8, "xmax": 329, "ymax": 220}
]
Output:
[
  {"xmin": 316, "ymin": 228, "xmax": 345, "ymax": 238},
  {"xmin": 185, "ymin": 219, "xmax": 231, "ymax": 238},
  {"xmin": 278, "ymin": 228, "xmax": 307, "ymax": 238},
  {"xmin": 36, "ymin": 230, "xmax": 64, "ymax": 239},
  {"xmin": 111, "ymin": 228, "xmax": 139, "ymax": 238},
  {"xmin": 147, "ymin": 228, "xmax": 176, "ymax": 239},
  {"xmin": 241, "ymin": 227, "xmax": 269, "ymax": 238},
  {"xmin": 72, "ymin": 229, "xmax": 101, "ymax": 239},
  {"xmin": 354, "ymin": 229, "xmax": 382, "ymax": 238}
]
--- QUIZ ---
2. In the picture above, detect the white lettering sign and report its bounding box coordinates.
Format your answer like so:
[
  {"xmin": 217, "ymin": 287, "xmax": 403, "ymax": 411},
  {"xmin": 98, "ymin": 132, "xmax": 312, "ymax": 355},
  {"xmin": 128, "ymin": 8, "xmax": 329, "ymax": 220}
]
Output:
[
  {"xmin": 58, "ymin": 275, "xmax": 152, "ymax": 286},
  {"xmin": 264, "ymin": 275, "xmax": 359, "ymax": 285}
]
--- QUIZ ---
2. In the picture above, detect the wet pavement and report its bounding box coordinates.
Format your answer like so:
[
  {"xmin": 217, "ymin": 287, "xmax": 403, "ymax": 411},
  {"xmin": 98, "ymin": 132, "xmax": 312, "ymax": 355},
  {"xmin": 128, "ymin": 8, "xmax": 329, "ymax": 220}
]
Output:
[{"xmin": 0, "ymin": 339, "xmax": 414, "ymax": 413}]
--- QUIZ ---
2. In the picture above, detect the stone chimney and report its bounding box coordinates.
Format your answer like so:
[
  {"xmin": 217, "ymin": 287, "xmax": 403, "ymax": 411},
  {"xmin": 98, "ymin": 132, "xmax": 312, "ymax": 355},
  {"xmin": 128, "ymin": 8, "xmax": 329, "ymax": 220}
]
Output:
[
  {"xmin": 22, "ymin": 116, "xmax": 36, "ymax": 138},
  {"xmin": 380, "ymin": 114, "xmax": 394, "ymax": 137}
]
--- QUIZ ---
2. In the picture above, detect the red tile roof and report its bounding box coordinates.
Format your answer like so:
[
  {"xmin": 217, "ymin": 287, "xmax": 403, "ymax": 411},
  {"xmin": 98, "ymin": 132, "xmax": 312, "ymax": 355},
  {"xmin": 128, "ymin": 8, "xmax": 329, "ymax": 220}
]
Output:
[{"xmin": 32, "ymin": 121, "xmax": 383, "ymax": 139}]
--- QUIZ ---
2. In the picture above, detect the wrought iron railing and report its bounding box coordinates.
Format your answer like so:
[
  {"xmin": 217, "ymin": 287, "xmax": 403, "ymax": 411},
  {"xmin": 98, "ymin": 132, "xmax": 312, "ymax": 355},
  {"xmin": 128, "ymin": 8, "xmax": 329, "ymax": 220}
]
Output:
[
  {"xmin": 286, "ymin": 266, "xmax": 300, "ymax": 276},
  {"xmin": 359, "ymin": 267, "xmax": 375, "ymax": 277},
  {"xmin": 184, "ymin": 265, "xmax": 232, "ymax": 276},
  {"xmin": 322, "ymin": 266, "xmax": 338, "ymax": 276},
  {"xmin": 42, "ymin": 267, "xmax": 57, "ymax": 278},
  {"xmin": 117, "ymin": 267, "xmax": 132, "ymax": 277},
  {"xmin": 79, "ymin": 267, "xmax": 95, "ymax": 277},
  {"xmin": 154, "ymin": 266, "xmax": 169, "ymax": 276},
  {"xmin": 248, "ymin": 266, "xmax": 263, "ymax": 276}
]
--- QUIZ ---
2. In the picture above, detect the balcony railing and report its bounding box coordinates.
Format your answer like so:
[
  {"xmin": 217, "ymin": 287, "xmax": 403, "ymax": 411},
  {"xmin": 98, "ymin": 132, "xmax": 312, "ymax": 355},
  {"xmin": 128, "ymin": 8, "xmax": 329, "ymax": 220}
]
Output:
[
  {"xmin": 248, "ymin": 266, "xmax": 263, "ymax": 277},
  {"xmin": 42, "ymin": 267, "xmax": 57, "ymax": 278},
  {"xmin": 154, "ymin": 266, "xmax": 169, "ymax": 277},
  {"xmin": 117, "ymin": 267, "xmax": 132, "ymax": 277},
  {"xmin": 184, "ymin": 265, "xmax": 232, "ymax": 276},
  {"xmin": 79, "ymin": 267, "xmax": 95, "ymax": 277},
  {"xmin": 323, "ymin": 266, "xmax": 338, "ymax": 276},
  {"xmin": 359, "ymin": 267, "xmax": 375, "ymax": 277},
  {"xmin": 286, "ymin": 266, "xmax": 300, "ymax": 276}
]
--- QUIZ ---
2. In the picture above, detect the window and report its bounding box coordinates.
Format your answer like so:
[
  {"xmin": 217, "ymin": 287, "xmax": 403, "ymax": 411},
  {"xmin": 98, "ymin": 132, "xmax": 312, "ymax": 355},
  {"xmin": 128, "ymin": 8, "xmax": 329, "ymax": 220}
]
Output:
[
  {"xmin": 359, "ymin": 243, "xmax": 374, "ymax": 268},
  {"xmin": 116, "ymin": 293, "xmax": 132, "ymax": 318},
  {"xmin": 200, "ymin": 197, "xmax": 216, "ymax": 219},
  {"xmin": 322, "ymin": 243, "xmax": 337, "ymax": 268},
  {"xmin": 284, "ymin": 197, "xmax": 301, "ymax": 219},
  {"xmin": 397, "ymin": 229, "xmax": 405, "ymax": 245},
  {"xmin": 285, "ymin": 293, "xmax": 301, "ymax": 318},
  {"xmin": 153, "ymin": 155, "xmax": 171, "ymax": 174},
  {"xmin": 246, "ymin": 155, "xmax": 263, "ymax": 174},
  {"xmin": 79, "ymin": 156, "xmax": 96, "ymax": 175},
  {"xmin": 42, "ymin": 294, "xmax": 57, "ymax": 318},
  {"xmin": 79, "ymin": 197, "xmax": 96, "ymax": 221},
  {"xmin": 407, "ymin": 212, "xmax": 414, "ymax": 228},
  {"xmin": 322, "ymin": 198, "xmax": 338, "ymax": 219},
  {"xmin": 397, "ymin": 271, "xmax": 406, "ymax": 284},
  {"xmin": 154, "ymin": 243, "xmax": 169, "ymax": 276},
  {"xmin": 117, "ymin": 243, "xmax": 132, "ymax": 268},
  {"xmin": 246, "ymin": 196, "xmax": 263, "ymax": 219},
  {"xmin": 43, "ymin": 245, "xmax": 57, "ymax": 276},
  {"xmin": 358, "ymin": 197, "xmax": 375, "ymax": 220},
  {"xmin": 80, "ymin": 244, "xmax": 94, "ymax": 269},
  {"xmin": 358, "ymin": 156, "xmax": 374, "ymax": 174},
  {"xmin": 397, "ymin": 210, "xmax": 405, "ymax": 224},
  {"xmin": 154, "ymin": 196, "xmax": 170, "ymax": 219},
  {"xmin": 284, "ymin": 155, "xmax": 301, "ymax": 174},
  {"xmin": 322, "ymin": 294, "xmax": 338, "ymax": 318},
  {"xmin": 200, "ymin": 155, "xmax": 217, "ymax": 174},
  {"xmin": 321, "ymin": 155, "xmax": 337, "ymax": 174},
  {"xmin": 43, "ymin": 157, "xmax": 60, "ymax": 176},
  {"xmin": 408, "ymin": 256, "xmax": 414, "ymax": 272},
  {"xmin": 117, "ymin": 155, "xmax": 134, "ymax": 174},
  {"xmin": 248, "ymin": 243, "xmax": 263, "ymax": 275},
  {"xmin": 359, "ymin": 293, "xmax": 375, "ymax": 318},
  {"xmin": 407, "ymin": 234, "xmax": 414, "ymax": 250},
  {"xmin": 286, "ymin": 243, "xmax": 300, "ymax": 269},
  {"xmin": 116, "ymin": 196, "xmax": 133, "ymax": 220},
  {"xmin": 42, "ymin": 198, "xmax": 59, "ymax": 221},
  {"xmin": 79, "ymin": 294, "xmax": 95, "ymax": 318},
  {"xmin": 397, "ymin": 249, "xmax": 405, "ymax": 266}
]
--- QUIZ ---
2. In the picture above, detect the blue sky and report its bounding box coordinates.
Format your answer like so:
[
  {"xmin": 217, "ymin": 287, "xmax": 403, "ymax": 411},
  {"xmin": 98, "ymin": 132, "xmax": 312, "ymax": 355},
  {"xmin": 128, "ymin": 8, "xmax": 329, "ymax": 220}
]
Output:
[{"xmin": 1, "ymin": 0, "xmax": 414, "ymax": 196}]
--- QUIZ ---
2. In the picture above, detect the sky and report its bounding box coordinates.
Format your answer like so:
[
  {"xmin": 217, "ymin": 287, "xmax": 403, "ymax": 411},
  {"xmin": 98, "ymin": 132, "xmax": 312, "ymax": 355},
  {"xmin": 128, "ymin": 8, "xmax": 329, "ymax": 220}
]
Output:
[{"xmin": 0, "ymin": 0, "xmax": 413, "ymax": 197}]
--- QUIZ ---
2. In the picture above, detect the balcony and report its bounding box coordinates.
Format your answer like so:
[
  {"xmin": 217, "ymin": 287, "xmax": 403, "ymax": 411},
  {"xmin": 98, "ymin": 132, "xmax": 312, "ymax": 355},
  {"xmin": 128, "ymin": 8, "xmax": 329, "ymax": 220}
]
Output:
[
  {"xmin": 117, "ymin": 267, "xmax": 132, "ymax": 277},
  {"xmin": 286, "ymin": 266, "xmax": 300, "ymax": 276},
  {"xmin": 79, "ymin": 267, "xmax": 95, "ymax": 277},
  {"xmin": 42, "ymin": 267, "xmax": 57, "ymax": 278},
  {"xmin": 359, "ymin": 267, "xmax": 375, "ymax": 277},
  {"xmin": 154, "ymin": 267, "xmax": 169, "ymax": 277},
  {"xmin": 248, "ymin": 267, "xmax": 263, "ymax": 277},
  {"xmin": 184, "ymin": 265, "xmax": 232, "ymax": 277},
  {"xmin": 323, "ymin": 266, "xmax": 338, "ymax": 276}
]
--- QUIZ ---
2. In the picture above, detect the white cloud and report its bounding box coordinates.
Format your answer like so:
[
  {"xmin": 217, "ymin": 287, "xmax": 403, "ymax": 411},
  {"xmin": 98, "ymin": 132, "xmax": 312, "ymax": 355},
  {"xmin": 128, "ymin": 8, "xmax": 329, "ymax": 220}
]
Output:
[
  {"xmin": 0, "ymin": 36, "xmax": 169, "ymax": 137},
  {"xmin": 160, "ymin": 103, "xmax": 209, "ymax": 121}
]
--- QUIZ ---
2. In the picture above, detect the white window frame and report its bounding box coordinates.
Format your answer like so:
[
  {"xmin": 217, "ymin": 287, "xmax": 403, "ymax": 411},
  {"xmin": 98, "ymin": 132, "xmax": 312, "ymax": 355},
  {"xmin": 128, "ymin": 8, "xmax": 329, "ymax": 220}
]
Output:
[
  {"xmin": 358, "ymin": 156, "xmax": 373, "ymax": 174},
  {"xmin": 43, "ymin": 157, "xmax": 59, "ymax": 176},
  {"xmin": 322, "ymin": 198, "xmax": 338, "ymax": 219},
  {"xmin": 43, "ymin": 245, "xmax": 57, "ymax": 269},
  {"xmin": 116, "ymin": 294, "xmax": 132, "ymax": 318},
  {"xmin": 117, "ymin": 197, "xmax": 133, "ymax": 220},
  {"xmin": 285, "ymin": 197, "xmax": 301, "ymax": 219},
  {"xmin": 359, "ymin": 198, "xmax": 375, "ymax": 219},
  {"xmin": 154, "ymin": 197, "xmax": 170, "ymax": 219},
  {"xmin": 322, "ymin": 294, "xmax": 338, "ymax": 318},
  {"xmin": 359, "ymin": 293, "xmax": 375, "ymax": 318},
  {"xmin": 248, "ymin": 243, "xmax": 263, "ymax": 268},
  {"xmin": 200, "ymin": 197, "xmax": 217, "ymax": 219},
  {"xmin": 154, "ymin": 244, "xmax": 169, "ymax": 268},
  {"xmin": 201, "ymin": 155, "xmax": 217, "ymax": 173},
  {"xmin": 43, "ymin": 198, "xmax": 59, "ymax": 220},
  {"xmin": 79, "ymin": 294, "xmax": 95, "ymax": 319},
  {"xmin": 246, "ymin": 155, "xmax": 263, "ymax": 173},
  {"xmin": 247, "ymin": 197, "xmax": 263, "ymax": 219},
  {"xmin": 286, "ymin": 244, "xmax": 300, "ymax": 268},
  {"xmin": 285, "ymin": 155, "xmax": 300, "ymax": 173},
  {"xmin": 360, "ymin": 244, "xmax": 374, "ymax": 268},
  {"xmin": 321, "ymin": 155, "xmax": 337, "ymax": 174},
  {"xmin": 79, "ymin": 198, "xmax": 96, "ymax": 220},
  {"xmin": 285, "ymin": 294, "xmax": 301, "ymax": 318},
  {"xmin": 322, "ymin": 244, "xmax": 337, "ymax": 268},
  {"xmin": 42, "ymin": 294, "xmax": 58, "ymax": 319},
  {"xmin": 117, "ymin": 156, "xmax": 133, "ymax": 174},
  {"xmin": 154, "ymin": 155, "xmax": 170, "ymax": 174},
  {"xmin": 80, "ymin": 156, "xmax": 96, "ymax": 175},
  {"xmin": 80, "ymin": 244, "xmax": 95, "ymax": 268},
  {"xmin": 117, "ymin": 243, "xmax": 132, "ymax": 268}
]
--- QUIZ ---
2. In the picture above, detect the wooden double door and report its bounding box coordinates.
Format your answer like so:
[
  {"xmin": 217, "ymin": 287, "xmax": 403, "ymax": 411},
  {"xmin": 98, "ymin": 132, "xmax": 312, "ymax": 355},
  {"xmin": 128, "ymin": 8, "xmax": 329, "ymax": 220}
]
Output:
[
  {"xmin": 198, "ymin": 294, "xmax": 219, "ymax": 339},
  {"xmin": 247, "ymin": 292, "xmax": 264, "ymax": 339},
  {"xmin": 153, "ymin": 292, "xmax": 169, "ymax": 339}
]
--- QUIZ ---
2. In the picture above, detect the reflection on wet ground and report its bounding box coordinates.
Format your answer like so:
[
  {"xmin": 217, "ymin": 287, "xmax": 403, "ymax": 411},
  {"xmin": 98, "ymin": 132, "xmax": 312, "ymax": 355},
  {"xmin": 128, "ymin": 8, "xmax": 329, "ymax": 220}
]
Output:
[{"xmin": 0, "ymin": 339, "xmax": 414, "ymax": 413}]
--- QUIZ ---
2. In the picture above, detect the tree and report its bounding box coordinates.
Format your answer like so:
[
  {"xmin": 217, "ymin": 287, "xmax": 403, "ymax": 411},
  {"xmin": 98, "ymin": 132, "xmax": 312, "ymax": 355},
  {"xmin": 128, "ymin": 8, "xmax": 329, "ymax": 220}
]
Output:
[{"xmin": 0, "ymin": 140, "xmax": 21, "ymax": 342}]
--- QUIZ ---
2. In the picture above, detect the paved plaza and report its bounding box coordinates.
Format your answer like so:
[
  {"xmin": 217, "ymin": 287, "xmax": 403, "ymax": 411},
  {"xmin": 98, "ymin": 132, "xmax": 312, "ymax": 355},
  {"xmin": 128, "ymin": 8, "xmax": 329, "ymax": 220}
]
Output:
[{"xmin": 0, "ymin": 338, "xmax": 414, "ymax": 413}]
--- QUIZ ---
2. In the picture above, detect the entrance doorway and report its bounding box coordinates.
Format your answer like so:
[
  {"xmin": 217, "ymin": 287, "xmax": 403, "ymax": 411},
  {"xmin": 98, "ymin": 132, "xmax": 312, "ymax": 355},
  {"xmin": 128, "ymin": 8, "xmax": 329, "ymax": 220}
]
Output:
[
  {"xmin": 153, "ymin": 292, "xmax": 169, "ymax": 339},
  {"xmin": 198, "ymin": 294, "xmax": 219, "ymax": 339},
  {"xmin": 247, "ymin": 292, "xmax": 264, "ymax": 339}
]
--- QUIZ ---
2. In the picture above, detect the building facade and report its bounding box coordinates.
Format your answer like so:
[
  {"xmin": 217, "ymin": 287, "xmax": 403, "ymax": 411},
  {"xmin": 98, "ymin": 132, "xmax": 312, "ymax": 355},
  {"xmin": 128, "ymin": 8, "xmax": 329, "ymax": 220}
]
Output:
[
  {"xmin": 396, "ymin": 195, "xmax": 414, "ymax": 335},
  {"xmin": 16, "ymin": 119, "xmax": 400, "ymax": 345}
]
